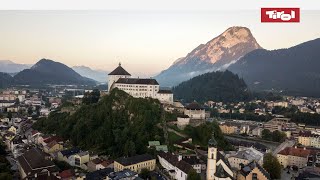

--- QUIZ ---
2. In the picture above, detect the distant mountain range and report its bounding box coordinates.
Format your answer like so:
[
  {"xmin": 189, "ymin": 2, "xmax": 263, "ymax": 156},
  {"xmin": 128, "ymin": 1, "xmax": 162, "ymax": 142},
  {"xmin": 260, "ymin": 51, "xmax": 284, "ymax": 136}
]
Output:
[
  {"xmin": 0, "ymin": 60, "xmax": 32, "ymax": 73},
  {"xmin": 0, "ymin": 59, "xmax": 96, "ymax": 88},
  {"xmin": 228, "ymin": 38, "xmax": 320, "ymax": 97},
  {"xmin": 72, "ymin": 66, "xmax": 108, "ymax": 83},
  {"xmin": 156, "ymin": 26, "xmax": 262, "ymax": 86}
]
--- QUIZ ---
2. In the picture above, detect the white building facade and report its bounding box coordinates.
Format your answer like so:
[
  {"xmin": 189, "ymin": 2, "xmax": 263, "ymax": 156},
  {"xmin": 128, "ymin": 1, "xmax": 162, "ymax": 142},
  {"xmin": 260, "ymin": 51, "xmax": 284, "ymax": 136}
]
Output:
[{"xmin": 108, "ymin": 63, "xmax": 173, "ymax": 104}]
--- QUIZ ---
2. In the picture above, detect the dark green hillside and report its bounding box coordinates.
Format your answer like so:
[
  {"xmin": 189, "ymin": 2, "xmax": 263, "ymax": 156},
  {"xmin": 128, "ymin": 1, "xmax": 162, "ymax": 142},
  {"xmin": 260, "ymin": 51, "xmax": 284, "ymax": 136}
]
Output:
[
  {"xmin": 33, "ymin": 88, "xmax": 164, "ymax": 157},
  {"xmin": 173, "ymin": 70, "xmax": 250, "ymax": 103},
  {"xmin": 0, "ymin": 72, "xmax": 13, "ymax": 89},
  {"xmin": 14, "ymin": 59, "xmax": 95, "ymax": 85}
]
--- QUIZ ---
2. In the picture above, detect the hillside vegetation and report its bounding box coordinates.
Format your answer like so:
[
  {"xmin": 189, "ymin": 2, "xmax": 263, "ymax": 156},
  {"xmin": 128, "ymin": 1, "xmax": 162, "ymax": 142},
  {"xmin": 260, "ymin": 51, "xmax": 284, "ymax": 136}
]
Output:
[
  {"xmin": 33, "ymin": 88, "xmax": 164, "ymax": 157},
  {"xmin": 173, "ymin": 70, "xmax": 251, "ymax": 103}
]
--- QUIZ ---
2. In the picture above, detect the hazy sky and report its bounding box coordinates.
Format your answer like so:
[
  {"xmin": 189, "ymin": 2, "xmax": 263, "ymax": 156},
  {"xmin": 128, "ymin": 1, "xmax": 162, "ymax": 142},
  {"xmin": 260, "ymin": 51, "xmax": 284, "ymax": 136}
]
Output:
[{"xmin": 0, "ymin": 10, "xmax": 319, "ymax": 76}]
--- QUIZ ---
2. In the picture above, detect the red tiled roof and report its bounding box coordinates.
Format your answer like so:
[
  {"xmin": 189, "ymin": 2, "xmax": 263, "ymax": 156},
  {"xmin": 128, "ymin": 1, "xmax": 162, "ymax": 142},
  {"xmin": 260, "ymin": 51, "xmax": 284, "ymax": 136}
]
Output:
[
  {"xmin": 31, "ymin": 130, "xmax": 39, "ymax": 136},
  {"xmin": 278, "ymin": 147, "xmax": 311, "ymax": 158},
  {"xmin": 58, "ymin": 169, "xmax": 74, "ymax": 178},
  {"xmin": 44, "ymin": 136, "xmax": 64, "ymax": 144},
  {"xmin": 101, "ymin": 160, "xmax": 113, "ymax": 167}
]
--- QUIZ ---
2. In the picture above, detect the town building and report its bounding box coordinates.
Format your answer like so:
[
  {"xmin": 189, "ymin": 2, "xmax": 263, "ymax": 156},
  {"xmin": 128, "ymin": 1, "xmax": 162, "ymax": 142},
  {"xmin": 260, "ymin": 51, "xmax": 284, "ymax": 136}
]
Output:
[
  {"xmin": 87, "ymin": 158, "xmax": 113, "ymax": 172},
  {"xmin": 157, "ymin": 151, "xmax": 194, "ymax": 180},
  {"xmin": 237, "ymin": 161, "xmax": 271, "ymax": 180},
  {"xmin": 177, "ymin": 115, "xmax": 190, "ymax": 130},
  {"xmin": 298, "ymin": 131, "xmax": 320, "ymax": 148},
  {"xmin": 184, "ymin": 102, "xmax": 205, "ymax": 120},
  {"xmin": 207, "ymin": 133, "xmax": 234, "ymax": 180},
  {"xmin": 17, "ymin": 148, "xmax": 59, "ymax": 179},
  {"xmin": 263, "ymin": 118, "xmax": 297, "ymax": 132},
  {"xmin": 277, "ymin": 146, "xmax": 320, "ymax": 168},
  {"xmin": 227, "ymin": 147, "xmax": 264, "ymax": 170},
  {"xmin": 219, "ymin": 122, "xmax": 239, "ymax": 134},
  {"xmin": 108, "ymin": 63, "xmax": 173, "ymax": 104},
  {"xmin": 114, "ymin": 154, "xmax": 156, "ymax": 173}
]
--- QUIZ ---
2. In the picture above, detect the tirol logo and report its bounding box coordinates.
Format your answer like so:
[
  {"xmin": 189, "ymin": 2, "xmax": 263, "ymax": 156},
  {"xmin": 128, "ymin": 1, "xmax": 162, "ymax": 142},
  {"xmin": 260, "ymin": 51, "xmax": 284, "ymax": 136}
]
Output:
[{"xmin": 261, "ymin": 8, "xmax": 300, "ymax": 23}]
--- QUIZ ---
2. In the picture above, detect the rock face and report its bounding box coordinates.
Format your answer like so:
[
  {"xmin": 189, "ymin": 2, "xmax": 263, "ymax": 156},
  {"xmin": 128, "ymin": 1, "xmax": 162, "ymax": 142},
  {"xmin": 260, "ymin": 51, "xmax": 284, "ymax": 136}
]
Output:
[
  {"xmin": 228, "ymin": 38, "xmax": 320, "ymax": 97},
  {"xmin": 156, "ymin": 26, "xmax": 262, "ymax": 86}
]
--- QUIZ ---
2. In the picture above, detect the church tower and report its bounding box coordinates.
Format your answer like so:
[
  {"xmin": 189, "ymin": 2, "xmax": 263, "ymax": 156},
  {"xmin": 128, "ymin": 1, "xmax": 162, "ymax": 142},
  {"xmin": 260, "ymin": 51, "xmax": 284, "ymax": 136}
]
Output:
[
  {"xmin": 207, "ymin": 132, "xmax": 218, "ymax": 180},
  {"xmin": 107, "ymin": 63, "xmax": 131, "ymax": 91}
]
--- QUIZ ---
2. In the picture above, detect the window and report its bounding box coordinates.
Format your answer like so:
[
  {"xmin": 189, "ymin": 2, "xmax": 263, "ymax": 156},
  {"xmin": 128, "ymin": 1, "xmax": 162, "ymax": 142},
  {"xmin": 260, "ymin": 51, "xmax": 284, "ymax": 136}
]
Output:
[
  {"xmin": 75, "ymin": 158, "xmax": 81, "ymax": 166},
  {"xmin": 252, "ymin": 173, "xmax": 257, "ymax": 180}
]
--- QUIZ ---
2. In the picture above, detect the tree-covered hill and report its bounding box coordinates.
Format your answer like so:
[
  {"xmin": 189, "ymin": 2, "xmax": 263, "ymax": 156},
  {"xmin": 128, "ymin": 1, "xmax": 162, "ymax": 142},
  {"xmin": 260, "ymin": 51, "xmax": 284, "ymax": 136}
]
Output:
[
  {"xmin": 33, "ymin": 88, "xmax": 164, "ymax": 157},
  {"xmin": 229, "ymin": 38, "xmax": 320, "ymax": 97},
  {"xmin": 14, "ymin": 59, "xmax": 96, "ymax": 85},
  {"xmin": 0, "ymin": 72, "xmax": 13, "ymax": 89},
  {"xmin": 173, "ymin": 70, "xmax": 251, "ymax": 103}
]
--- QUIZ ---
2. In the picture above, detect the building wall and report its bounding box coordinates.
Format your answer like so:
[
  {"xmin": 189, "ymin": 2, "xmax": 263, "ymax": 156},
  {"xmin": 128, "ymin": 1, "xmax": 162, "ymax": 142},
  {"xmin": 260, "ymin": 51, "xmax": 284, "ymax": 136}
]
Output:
[
  {"xmin": 44, "ymin": 144, "xmax": 63, "ymax": 154},
  {"xmin": 298, "ymin": 136, "xmax": 311, "ymax": 146},
  {"xmin": 114, "ymin": 159, "xmax": 156, "ymax": 173},
  {"xmin": 184, "ymin": 109, "xmax": 205, "ymax": 120},
  {"xmin": 177, "ymin": 117, "xmax": 190, "ymax": 129},
  {"xmin": 157, "ymin": 93, "xmax": 173, "ymax": 104},
  {"xmin": 157, "ymin": 155, "xmax": 188, "ymax": 180},
  {"xmin": 227, "ymin": 157, "xmax": 249, "ymax": 170},
  {"xmin": 219, "ymin": 125, "xmax": 237, "ymax": 134},
  {"xmin": 108, "ymin": 75, "xmax": 131, "ymax": 91},
  {"xmin": 237, "ymin": 167, "xmax": 270, "ymax": 180},
  {"xmin": 277, "ymin": 154, "xmax": 307, "ymax": 168},
  {"xmin": 114, "ymin": 83, "xmax": 159, "ymax": 99}
]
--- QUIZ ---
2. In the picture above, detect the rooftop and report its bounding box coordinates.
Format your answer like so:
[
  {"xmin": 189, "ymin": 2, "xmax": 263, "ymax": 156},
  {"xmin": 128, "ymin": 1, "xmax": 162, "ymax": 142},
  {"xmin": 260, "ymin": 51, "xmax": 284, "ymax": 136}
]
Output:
[
  {"xmin": 158, "ymin": 89, "xmax": 173, "ymax": 94},
  {"xmin": 185, "ymin": 102, "xmax": 204, "ymax": 110},
  {"xmin": 108, "ymin": 63, "xmax": 131, "ymax": 76},
  {"xmin": 115, "ymin": 154, "xmax": 155, "ymax": 166},
  {"xmin": 116, "ymin": 78, "xmax": 159, "ymax": 85},
  {"xmin": 158, "ymin": 151, "xmax": 193, "ymax": 174},
  {"xmin": 240, "ymin": 161, "xmax": 270, "ymax": 179},
  {"xmin": 278, "ymin": 147, "xmax": 312, "ymax": 158},
  {"xmin": 16, "ymin": 148, "xmax": 59, "ymax": 178}
]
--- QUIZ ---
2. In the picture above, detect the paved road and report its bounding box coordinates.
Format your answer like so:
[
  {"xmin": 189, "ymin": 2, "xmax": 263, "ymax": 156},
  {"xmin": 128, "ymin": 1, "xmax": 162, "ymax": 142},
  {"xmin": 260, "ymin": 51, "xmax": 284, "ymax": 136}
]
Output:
[
  {"xmin": 225, "ymin": 135, "xmax": 280, "ymax": 151},
  {"xmin": 157, "ymin": 123, "xmax": 188, "ymax": 138}
]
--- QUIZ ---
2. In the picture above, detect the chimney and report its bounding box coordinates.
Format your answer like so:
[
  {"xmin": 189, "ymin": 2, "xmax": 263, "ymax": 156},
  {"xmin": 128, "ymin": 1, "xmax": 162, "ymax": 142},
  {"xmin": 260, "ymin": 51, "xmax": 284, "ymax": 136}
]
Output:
[
  {"xmin": 304, "ymin": 147, "xmax": 306, "ymax": 150},
  {"xmin": 178, "ymin": 155, "xmax": 182, "ymax": 161},
  {"xmin": 294, "ymin": 146, "xmax": 297, "ymax": 149}
]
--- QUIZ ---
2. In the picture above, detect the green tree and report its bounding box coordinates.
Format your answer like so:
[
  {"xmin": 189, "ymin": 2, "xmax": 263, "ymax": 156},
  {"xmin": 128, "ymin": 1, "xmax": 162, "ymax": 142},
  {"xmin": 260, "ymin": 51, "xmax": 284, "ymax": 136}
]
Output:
[
  {"xmin": 272, "ymin": 130, "xmax": 286, "ymax": 143},
  {"xmin": 263, "ymin": 153, "xmax": 281, "ymax": 179},
  {"xmin": 7, "ymin": 111, "xmax": 12, "ymax": 120},
  {"xmin": 139, "ymin": 168, "xmax": 151, "ymax": 179},
  {"xmin": 187, "ymin": 169, "xmax": 201, "ymax": 180},
  {"xmin": 261, "ymin": 129, "xmax": 272, "ymax": 141},
  {"xmin": 82, "ymin": 89, "xmax": 100, "ymax": 105}
]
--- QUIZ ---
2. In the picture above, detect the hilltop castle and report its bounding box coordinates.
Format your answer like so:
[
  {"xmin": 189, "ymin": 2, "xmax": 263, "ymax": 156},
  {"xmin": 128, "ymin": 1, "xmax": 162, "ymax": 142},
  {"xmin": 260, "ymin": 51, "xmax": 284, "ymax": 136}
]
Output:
[{"xmin": 108, "ymin": 63, "xmax": 173, "ymax": 104}]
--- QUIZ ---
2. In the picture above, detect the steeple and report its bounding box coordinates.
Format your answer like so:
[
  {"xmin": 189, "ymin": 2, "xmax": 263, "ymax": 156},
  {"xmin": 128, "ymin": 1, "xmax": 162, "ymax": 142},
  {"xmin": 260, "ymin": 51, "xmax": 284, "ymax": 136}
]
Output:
[{"xmin": 208, "ymin": 132, "xmax": 217, "ymax": 147}]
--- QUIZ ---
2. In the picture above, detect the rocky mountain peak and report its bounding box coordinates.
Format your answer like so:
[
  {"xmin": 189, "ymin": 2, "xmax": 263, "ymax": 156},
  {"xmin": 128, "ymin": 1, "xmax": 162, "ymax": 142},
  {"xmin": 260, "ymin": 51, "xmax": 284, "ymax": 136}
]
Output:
[{"xmin": 156, "ymin": 26, "xmax": 262, "ymax": 86}]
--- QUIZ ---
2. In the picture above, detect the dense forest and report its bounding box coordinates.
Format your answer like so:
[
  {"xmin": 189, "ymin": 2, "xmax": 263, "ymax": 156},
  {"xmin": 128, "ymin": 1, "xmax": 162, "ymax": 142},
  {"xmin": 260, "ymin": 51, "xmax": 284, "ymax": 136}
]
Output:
[
  {"xmin": 0, "ymin": 72, "xmax": 13, "ymax": 89},
  {"xmin": 173, "ymin": 70, "xmax": 251, "ymax": 103},
  {"xmin": 229, "ymin": 38, "xmax": 320, "ymax": 97},
  {"xmin": 33, "ymin": 88, "xmax": 164, "ymax": 157}
]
